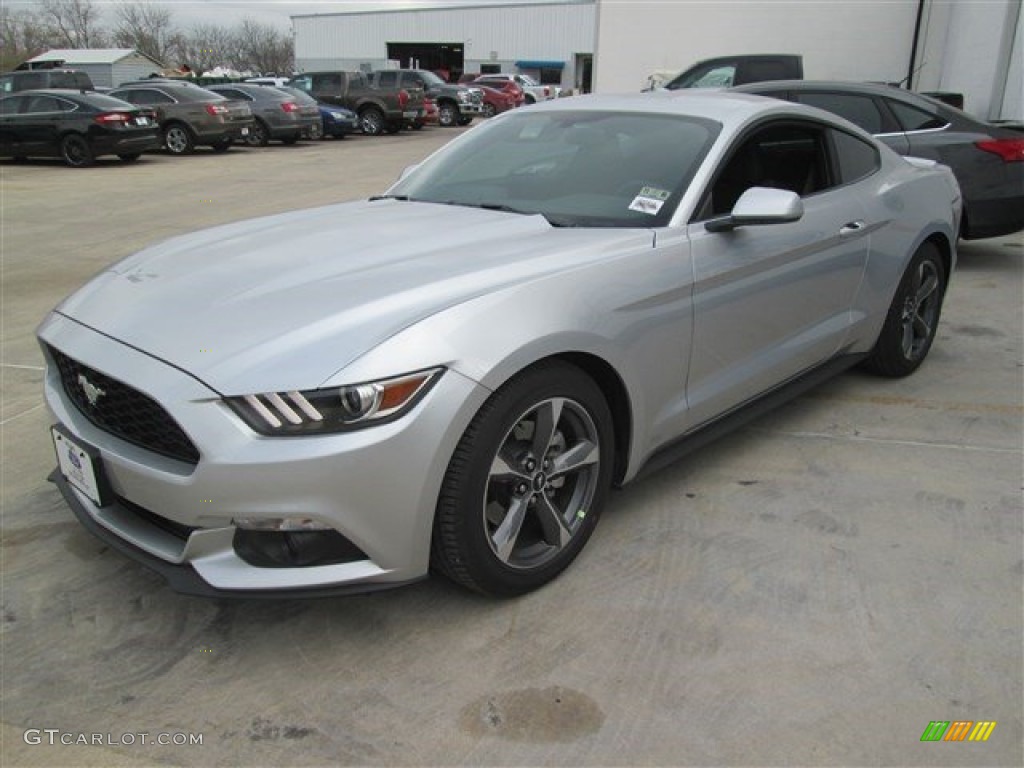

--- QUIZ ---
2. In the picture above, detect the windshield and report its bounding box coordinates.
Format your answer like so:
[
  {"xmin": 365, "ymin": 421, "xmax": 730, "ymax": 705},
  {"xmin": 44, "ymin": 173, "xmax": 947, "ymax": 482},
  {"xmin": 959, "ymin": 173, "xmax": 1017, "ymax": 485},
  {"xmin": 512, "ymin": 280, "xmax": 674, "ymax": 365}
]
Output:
[
  {"xmin": 390, "ymin": 109, "xmax": 719, "ymax": 228},
  {"xmin": 419, "ymin": 71, "xmax": 447, "ymax": 87},
  {"xmin": 518, "ymin": 75, "xmax": 540, "ymax": 87}
]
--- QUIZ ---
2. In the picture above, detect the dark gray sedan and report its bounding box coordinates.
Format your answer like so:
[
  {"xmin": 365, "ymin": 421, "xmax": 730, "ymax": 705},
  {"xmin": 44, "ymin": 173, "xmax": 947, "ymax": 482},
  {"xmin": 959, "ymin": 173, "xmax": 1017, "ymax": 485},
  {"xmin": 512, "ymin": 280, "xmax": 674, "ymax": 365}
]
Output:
[
  {"xmin": 733, "ymin": 80, "xmax": 1024, "ymax": 239},
  {"xmin": 207, "ymin": 83, "xmax": 320, "ymax": 146}
]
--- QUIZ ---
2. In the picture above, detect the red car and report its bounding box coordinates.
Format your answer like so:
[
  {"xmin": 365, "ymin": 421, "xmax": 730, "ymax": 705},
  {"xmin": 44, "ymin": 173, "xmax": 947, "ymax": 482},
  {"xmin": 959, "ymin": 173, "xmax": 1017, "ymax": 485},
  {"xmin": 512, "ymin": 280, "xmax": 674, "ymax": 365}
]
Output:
[
  {"xmin": 470, "ymin": 77, "xmax": 526, "ymax": 107},
  {"xmin": 475, "ymin": 84, "xmax": 517, "ymax": 117},
  {"xmin": 412, "ymin": 96, "xmax": 440, "ymax": 129}
]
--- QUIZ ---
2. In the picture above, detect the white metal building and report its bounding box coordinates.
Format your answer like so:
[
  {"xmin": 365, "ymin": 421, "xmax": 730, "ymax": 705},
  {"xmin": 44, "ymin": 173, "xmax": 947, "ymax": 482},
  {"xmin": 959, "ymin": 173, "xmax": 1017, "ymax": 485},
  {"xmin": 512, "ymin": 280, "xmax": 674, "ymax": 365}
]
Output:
[
  {"xmin": 593, "ymin": 0, "xmax": 1023, "ymax": 122},
  {"xmin": 292, "ymin": 0, "xmax": 1022, "ymax": 120},
  {"xmin": 293, "ymin": 0, "xmax": 596, "ymax": 93},
  {"xmin": 22, "ymin": 49, "xmax": 164, "ymax": 88}
]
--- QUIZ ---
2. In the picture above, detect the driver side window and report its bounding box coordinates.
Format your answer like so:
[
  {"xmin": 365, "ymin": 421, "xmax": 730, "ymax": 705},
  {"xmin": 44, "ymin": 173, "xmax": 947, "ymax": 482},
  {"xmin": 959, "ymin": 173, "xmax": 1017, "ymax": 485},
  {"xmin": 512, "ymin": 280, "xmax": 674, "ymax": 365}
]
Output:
[{"xmin": 701, "ymin": 122, "xmax": 834, "ymax": 217}]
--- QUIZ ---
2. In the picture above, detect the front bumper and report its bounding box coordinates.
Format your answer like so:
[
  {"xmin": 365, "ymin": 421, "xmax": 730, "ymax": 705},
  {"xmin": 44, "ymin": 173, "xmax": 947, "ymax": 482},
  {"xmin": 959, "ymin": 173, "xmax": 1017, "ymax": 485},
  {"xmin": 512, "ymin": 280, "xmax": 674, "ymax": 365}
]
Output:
[{"xmin": 39, "ymin": 312, "xmax": 488, "ymax": 596}]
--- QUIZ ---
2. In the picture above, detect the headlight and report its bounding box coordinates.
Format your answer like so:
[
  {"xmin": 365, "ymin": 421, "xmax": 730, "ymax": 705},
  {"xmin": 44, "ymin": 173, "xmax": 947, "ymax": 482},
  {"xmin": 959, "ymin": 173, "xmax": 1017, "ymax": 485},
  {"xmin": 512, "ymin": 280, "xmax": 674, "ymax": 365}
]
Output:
[
  {"xmin": 328, "ymin": 110, "xmax": 347, "ymax": 120},
  {"xmin": 226, "ymin": 368, "xmax": 443, "ymax": 435},
  {"xmin": 457, "ymin": 91, "xmax": 471, "ymax": 102}
]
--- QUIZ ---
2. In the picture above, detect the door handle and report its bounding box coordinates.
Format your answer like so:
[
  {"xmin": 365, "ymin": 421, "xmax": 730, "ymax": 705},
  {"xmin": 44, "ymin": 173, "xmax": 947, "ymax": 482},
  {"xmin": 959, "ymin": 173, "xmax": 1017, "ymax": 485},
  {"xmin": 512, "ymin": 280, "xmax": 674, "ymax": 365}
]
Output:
[{"xmin": 839, "ymin": 221, "xmax": 866, "ymax": 236}]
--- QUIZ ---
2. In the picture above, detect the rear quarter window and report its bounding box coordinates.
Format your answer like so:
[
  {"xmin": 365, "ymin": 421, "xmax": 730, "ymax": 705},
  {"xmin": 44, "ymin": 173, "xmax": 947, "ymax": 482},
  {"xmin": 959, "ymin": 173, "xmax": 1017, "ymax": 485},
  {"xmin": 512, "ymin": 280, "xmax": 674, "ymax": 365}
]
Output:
[{"xmin": 831, "ymin": 129, "xmax": 880, "ymax": 184}]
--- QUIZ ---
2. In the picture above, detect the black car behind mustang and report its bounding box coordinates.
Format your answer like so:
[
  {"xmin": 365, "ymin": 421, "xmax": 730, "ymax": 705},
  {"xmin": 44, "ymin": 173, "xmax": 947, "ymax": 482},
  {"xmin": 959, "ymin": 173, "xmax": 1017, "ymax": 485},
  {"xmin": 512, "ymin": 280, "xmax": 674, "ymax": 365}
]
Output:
[{"xmin": 0, "ymin": 89, "xmax": 161, "ymax": 167}]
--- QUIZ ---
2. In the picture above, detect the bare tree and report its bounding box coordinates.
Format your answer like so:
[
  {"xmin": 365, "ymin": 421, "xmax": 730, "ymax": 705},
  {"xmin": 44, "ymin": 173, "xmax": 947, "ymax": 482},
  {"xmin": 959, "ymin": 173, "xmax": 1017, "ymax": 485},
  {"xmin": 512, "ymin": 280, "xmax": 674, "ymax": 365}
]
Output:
[
  {"xmin": 112, "ymin": 2, "xmax": 175, "ymax": 65},
  {"xmin": 38, "ymin": 0, "xmax": 106, "ymax": 48},
  {"xmin": 172, "ymin": 23, "xmax": 236, "ymax": 76},
  {"xmin": 0, "ymin": 7, "xmax": 56, "ymax": 70},
  {"xmin": 234, "ymin": 17, "xmax": 293, "ymax": 75}
]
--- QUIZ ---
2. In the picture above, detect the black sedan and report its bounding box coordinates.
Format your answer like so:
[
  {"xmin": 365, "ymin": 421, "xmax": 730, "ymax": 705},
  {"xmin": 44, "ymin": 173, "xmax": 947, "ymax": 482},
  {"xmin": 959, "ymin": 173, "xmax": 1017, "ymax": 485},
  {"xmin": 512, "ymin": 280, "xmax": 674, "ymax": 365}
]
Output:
[
  {"xmin": 733, "ymin": 80, "xmax": 1024, "ymax": 239},
  {"xmin": 0, "ymin": 89, "xmax": 161, "ymax": 167}
]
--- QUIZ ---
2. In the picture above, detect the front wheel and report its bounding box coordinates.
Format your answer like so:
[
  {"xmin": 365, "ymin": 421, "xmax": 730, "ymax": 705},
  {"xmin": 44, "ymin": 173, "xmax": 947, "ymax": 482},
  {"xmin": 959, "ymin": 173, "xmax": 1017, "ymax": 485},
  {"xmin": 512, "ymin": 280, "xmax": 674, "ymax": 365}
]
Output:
[
  {"xmin": 60, "ymin": 134, "xmax": 94, "ymax": 167},
  {"xmin": 482, "ymin": 103, "xmax": 496, "ymax": 118},
  {"xmin": 432, "ymin": 362, "xmax": 613, "ymax": 597},
  {"xmin": 437, "ymin": 102, "xmax": 459, "ymax": 127},
  {"xmin": 245, "ymin": 120, "xmax": 270, "ymax": 147},
  {"xmin": 864, "ymin": 242, "xmax": 947, "ymax": 377}
]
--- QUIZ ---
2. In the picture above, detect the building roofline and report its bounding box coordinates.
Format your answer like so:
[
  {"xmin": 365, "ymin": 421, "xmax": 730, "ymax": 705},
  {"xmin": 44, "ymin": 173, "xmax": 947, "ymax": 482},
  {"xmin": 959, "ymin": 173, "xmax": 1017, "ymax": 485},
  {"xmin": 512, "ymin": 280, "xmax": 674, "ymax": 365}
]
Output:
[{"xmin": 292, "ymin": 0, "xmax": 592, "ymax": 21}]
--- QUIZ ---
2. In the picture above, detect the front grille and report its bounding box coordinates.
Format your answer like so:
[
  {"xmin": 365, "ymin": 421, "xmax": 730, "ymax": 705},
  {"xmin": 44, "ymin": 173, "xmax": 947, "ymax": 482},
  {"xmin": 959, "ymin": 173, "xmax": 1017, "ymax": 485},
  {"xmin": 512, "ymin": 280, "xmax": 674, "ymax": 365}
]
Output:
[{"xmin": 48, "ymin": 345, "xmax": 200, "ymax": 465}]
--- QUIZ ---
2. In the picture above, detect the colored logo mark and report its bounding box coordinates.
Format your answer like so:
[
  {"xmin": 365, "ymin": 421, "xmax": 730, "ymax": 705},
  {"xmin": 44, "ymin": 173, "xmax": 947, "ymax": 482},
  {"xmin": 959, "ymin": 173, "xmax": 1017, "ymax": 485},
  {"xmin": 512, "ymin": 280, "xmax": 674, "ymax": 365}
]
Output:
[{"xmin": 920, "ymin": 721, "xmax": 996, "ymax": 742}]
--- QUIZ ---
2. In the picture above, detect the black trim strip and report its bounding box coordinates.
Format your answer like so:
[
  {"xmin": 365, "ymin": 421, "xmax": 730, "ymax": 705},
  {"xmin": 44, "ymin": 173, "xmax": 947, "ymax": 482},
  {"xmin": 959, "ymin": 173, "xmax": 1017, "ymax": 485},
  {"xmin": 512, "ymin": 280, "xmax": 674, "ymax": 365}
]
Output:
[
  {"xmin": 636, "ymin": 353, "xmax": 866, "ymax": 481},
  {"xmin": 48, "ymin": 469, "xmax": 425, "ymax": 599}
]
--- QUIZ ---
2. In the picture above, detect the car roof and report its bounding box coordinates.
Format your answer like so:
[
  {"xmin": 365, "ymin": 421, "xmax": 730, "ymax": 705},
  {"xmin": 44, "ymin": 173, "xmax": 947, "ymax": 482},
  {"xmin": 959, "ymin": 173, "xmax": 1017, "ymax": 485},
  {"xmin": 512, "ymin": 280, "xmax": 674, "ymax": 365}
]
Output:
[
  {"xmin": 529, "ymin": 90, "xmax": 841, "ymax": 130},
  {"xmin": 734, "ymin": 79, "xmax": 940, "ymax": 106}
]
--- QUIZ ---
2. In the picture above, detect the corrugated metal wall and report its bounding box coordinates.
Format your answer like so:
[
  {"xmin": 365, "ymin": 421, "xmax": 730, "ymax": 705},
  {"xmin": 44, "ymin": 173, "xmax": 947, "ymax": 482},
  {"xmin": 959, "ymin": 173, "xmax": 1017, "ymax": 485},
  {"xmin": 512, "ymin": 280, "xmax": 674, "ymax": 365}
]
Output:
[
  {"xmin": 111, "ymin": 57, "xmax": 163, "ymax": 87},
  {"xmin": 294, "ymin": 1, "xmax": 594, "ymax": 88}
]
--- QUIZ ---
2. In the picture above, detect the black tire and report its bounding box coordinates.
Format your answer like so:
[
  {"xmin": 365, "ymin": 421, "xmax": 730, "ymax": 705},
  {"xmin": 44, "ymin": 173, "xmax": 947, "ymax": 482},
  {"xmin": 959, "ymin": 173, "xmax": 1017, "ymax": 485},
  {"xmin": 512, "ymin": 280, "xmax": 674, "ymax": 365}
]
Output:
[
  {"xmin": 432, "ymin": 362, "xmax": 614, "ymax": 597},
  {"xmin": 864, "ymin": 242, "xmax": 947, "ymax": 377},
  {"xmin": 411, "ymin": 123, "xmax": 424, "ymax": 131},
  {"xmin": 457, "ymin": 116, "xmax": 473, "ymax": 126},
  {"xmin": 245, "ymin": 120, "xmax": 270, "ymax": 147},
  {"xmin": 163, "ymin": 123, "xmax": 194, "ymax": 155},
  {"xmin": 359, "ymin": 107, "xmax": 385, "ymax": 136},
  {"xmin": 482, "ymin": 103, "xmax": 496, "ymax": 118},
  {"xmin": 525, "ymin": 94, "xmax": 536, "ymax": 105},
  {"xmin": 210, "ymin": 138, "xmax": 232, "ymax": 152},
  {"xmin": 438, "ymin": 101, "xmax": 459, "ymax": 127},
  {"xmin": 117, "ymin": 153, "xmax": 140, "ymax": 162},
  {"xmin": 385, "ymin": 122, "xmax": 402, "ymax": 135},
  {"xmin": 60, "ymin": 133, "xmax": 94, "ymax": 167}
]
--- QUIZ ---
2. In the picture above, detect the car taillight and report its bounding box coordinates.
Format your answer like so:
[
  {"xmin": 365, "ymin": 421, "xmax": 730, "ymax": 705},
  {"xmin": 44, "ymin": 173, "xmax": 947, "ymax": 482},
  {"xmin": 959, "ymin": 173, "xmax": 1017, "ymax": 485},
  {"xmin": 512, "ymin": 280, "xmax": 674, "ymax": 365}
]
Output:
[
  {"xmin": 398, "ymin": 89, "xmax": 409, "ymax": 108},
  {"xmin": 543, "ymin": 86, "xmax": 550, "ymax": 97},
  {"xmin": 205, "ymin": 104, "xmax": 228, "ymax": 115},
  {"xmin": 281, "ymin": 102, "xmax": 299, "ymax": 113},
  {"xmin": 976, "ymin": 138, "xmax": 1024, "ymax": 162},
  {"xmin": 94, "ymin": 112, "xmax": 131, "ymax": 125}
]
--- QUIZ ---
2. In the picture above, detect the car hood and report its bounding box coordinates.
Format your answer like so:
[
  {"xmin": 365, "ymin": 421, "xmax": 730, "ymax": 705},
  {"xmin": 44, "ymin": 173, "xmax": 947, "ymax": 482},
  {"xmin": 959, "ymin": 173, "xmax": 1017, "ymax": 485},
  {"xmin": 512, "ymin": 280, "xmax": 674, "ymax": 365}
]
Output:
[{"xmin": 55, "ymin": 200, "xmax": 653, "ymax": 395}]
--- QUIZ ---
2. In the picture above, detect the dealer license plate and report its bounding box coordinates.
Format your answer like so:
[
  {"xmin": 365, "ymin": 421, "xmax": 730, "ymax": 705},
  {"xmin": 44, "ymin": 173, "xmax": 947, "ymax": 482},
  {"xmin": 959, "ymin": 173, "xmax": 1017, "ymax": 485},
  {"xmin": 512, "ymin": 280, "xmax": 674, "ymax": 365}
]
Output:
[
  {"xmin": 241, "ymin": 127, "xmax": 249, "ymax": 136},
  {"xmin": 52, "ymin": 426, "xmax": 106, "ymax": 507},
  {"xmin": 134, "ymin": 116, "xmax": 150, "ymax": 126}
]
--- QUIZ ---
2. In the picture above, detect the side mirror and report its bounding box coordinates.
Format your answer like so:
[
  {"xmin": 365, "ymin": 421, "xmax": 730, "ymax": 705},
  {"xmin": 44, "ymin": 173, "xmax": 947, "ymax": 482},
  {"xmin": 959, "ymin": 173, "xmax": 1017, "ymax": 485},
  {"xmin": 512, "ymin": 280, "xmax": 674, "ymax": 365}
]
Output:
[{"xmin": 705, "ymin": 187, "xmax": 804, "ymax": 232}]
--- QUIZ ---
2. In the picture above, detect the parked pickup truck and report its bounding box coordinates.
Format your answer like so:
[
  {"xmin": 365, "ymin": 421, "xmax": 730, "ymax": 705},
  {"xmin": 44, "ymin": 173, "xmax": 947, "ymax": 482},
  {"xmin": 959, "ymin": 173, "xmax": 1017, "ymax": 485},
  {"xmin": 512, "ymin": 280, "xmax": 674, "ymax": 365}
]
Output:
[
  {"xmin": 369, "ymin": 69, "xmax": 484, "ymax": 127},
  {"xmin": 287, "ymin": 71, "xmax": 424, "ymax": 136},
  {"xmin": 647, "ymin": 54, "xmax": 804, "ymax": 91}
]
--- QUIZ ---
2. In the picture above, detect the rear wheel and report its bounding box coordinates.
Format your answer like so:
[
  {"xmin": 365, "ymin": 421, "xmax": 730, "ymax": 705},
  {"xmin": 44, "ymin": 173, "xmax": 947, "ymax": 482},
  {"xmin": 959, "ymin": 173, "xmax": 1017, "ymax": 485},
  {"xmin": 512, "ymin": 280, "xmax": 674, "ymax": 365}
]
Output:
[
  {"xmin": 163, "ymin": 123, "xmax": 194, "ymax": 155},
  {"xmin": 864, "ymin": 242, "xmax": 947, "ymax": 377},
  {"xmin": 482, "ymin": 103, "xmax": 496, "ymax": 118},
  {"xmin": 60, "ymin": 133, "xmax": 94, "ymax": 167},
  {"xmin": 432, "ymin": 362, "xmax": 613, "ymax": 597},
  {"xmin": 359, "ymin": 107, "xmax": 385, "ymax": 136}
]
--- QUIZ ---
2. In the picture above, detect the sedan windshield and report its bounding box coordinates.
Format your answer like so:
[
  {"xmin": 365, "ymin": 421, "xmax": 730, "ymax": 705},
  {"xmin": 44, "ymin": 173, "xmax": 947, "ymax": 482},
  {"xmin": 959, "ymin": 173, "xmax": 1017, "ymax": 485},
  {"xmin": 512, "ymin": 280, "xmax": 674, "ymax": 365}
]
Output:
[{"xmin": 391, "ymin": 110, "xmax": 719, "ymax": 227}]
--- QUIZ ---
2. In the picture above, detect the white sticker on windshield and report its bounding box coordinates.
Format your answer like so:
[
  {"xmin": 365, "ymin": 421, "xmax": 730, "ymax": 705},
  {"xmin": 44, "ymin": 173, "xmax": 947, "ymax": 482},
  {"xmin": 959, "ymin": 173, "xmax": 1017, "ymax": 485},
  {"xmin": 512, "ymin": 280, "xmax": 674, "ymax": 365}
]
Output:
[{"xmin": 628, "ymin": 186, "xmax": 670, "ymax": 215}]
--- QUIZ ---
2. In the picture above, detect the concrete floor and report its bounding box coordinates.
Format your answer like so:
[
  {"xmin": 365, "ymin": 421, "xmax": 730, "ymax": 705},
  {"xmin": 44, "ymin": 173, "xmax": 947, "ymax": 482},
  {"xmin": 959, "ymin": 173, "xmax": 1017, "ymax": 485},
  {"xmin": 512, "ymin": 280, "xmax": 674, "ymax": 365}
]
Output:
[{"xmin": 1, "ymin": 129, "xmax": 1021, "ymax": 767}]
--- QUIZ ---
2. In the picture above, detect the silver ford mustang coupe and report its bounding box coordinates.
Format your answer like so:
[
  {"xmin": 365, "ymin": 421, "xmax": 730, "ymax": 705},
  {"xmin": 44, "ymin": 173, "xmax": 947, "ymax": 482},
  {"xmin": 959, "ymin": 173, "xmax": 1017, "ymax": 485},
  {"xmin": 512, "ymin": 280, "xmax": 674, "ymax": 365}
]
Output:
[{"xmin": 40, "ymin": 92, "xmax": 961, "ymax": 598}]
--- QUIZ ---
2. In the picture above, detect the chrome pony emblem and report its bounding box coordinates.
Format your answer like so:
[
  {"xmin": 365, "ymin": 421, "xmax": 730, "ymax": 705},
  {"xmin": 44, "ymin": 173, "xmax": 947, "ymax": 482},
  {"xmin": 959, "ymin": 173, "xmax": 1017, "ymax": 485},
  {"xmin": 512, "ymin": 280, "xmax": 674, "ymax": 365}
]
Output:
[{"xmin": 77, "ymin": 374, "xmax": 106, "ymax": 407}]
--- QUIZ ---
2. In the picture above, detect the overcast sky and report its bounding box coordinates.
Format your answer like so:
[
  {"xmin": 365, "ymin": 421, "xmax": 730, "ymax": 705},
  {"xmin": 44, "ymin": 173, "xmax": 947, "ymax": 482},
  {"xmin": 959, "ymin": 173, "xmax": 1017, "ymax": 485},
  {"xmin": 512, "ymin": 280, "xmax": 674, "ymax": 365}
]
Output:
[{"xmin": 13, "ymin": 0, "xmax": 565, "ymax": 33}]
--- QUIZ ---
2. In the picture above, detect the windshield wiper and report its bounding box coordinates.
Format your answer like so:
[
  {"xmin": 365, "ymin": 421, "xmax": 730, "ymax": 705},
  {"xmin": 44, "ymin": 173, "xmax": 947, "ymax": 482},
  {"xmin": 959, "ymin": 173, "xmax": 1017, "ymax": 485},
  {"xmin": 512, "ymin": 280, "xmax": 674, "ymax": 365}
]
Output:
[{"xmin": 368, "ymin": 194, "xmax": 411, "ymax": 202}]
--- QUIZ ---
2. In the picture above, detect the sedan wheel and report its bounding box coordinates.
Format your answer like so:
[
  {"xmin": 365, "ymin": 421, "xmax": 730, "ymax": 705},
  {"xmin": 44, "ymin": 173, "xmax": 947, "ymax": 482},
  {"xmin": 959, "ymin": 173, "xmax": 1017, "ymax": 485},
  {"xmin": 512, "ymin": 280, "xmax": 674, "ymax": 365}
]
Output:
[
  {"xmin": 864, "ymin": 242, "xmax": 947, "ymax": 377},
  {"xmin": 432, "ymin": 362, "xmax": 613, "ymax": 596},
  {"xmin": 245, "ymin": 120, "xmax": 270, "ymax": 147},
  {"xmin": 163, "ymin": 124, "xmax": 194, "ymax": 155},
  {"xmin": 60, "ymin": 134, "xmax": 94, "ymax": 167},
  {"xmin": 482, "ymin": 103, "xmax": 496, "ymax": 118}
]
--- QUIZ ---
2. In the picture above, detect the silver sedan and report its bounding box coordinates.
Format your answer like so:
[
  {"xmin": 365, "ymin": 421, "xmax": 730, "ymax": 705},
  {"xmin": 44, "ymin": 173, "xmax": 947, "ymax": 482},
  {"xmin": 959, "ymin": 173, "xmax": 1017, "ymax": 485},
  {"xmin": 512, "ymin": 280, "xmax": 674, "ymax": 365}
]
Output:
[{"xmin": 40, "ymin": 92, "xmax": 962, "ymax": 597}]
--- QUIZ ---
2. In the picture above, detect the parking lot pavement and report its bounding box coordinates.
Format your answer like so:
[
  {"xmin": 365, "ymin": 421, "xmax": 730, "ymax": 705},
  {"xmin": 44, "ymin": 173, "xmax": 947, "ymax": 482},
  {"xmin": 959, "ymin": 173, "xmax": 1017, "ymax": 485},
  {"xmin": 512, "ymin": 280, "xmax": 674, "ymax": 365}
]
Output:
[{"xmin": 2, "ymin": 131, "xmax": 1021, "ymax": 767}]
